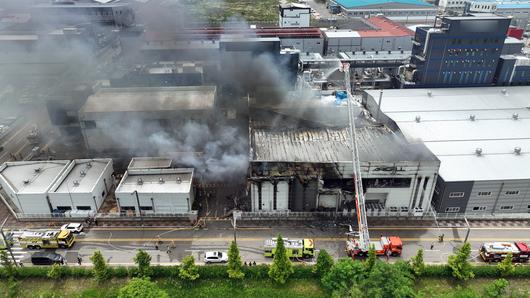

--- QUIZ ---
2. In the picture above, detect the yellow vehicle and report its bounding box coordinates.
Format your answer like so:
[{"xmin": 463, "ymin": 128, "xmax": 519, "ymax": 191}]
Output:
[
  {"xmin": 264, "ymin": 238, "xmax": 314, "ymax": 258},
  {"xmin": 18, "ymin": 230, "xmax": 75, "ymax": 249}
]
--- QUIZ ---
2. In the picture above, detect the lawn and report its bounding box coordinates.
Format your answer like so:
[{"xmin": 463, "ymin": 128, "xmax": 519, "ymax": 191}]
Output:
[
  {"xmin": 0, "ymin": 278, "xmax": 324, "ymax": 298},
  {"xmin": 2, "ymin": 277, "xmax": 530, "ymax": 298},
  {"xmin": 182, "ymin": 0, "xmax": 279, "ymax": 23}
]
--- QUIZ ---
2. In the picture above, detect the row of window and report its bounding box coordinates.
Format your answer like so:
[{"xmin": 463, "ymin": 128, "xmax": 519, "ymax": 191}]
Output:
[
  {"xmin": 348, "ymin": 10, "xmax": 433, "ymax": 16},
  {"xmin": 449, "ymin": 190, "xmax": 521, "ymax": 198},
  {"xmin": 446, "ymin": 205, "xmax": 530, "ymax": 213}
]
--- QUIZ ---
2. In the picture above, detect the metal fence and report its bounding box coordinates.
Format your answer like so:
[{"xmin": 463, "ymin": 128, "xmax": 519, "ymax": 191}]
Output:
[{"xmin": 15, "ymin": 211, "xmax": 198, "ymax": 221}]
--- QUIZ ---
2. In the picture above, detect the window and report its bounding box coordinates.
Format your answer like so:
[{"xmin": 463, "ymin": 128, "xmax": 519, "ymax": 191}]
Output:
[
  {"xmin": 478, "ymin": 191, "xmax": 492, "ymax": 196},
  {"xmin": 389, "ymin": 207, "xmax": 399, "ymax": 212},
  {"xmin": 527, "ymin": 205, "xmax": 530, "ymax": 209},
  {"xmin": 77, "ymin": 206, "xmax": 91, "ymax": 211},
  {"xmin": 445, "ymin": 207, "xmax": 460, "ymax": 213},
  {"xmin": 102, "ymin": 190, "xmax": 106, "ymax": 197},
  {"xmin": 472, "ymin": 206, "xmax": 487, "ymax": 211},
  {"xmin": 449, "ymin": 192, "xmax": 465, "ymax": 198},
  {"xmin": 505, "ymin": 190, "xmax": 520, "ymax": 195},
  {"xmin": 400, "ymin": 207, "xmax": 409, "ymax": 212},
  {"xmin": 140, "ymin": 206, "xmax": 153, "ymax": 211},
  {"xmin": 56, "ymin": 206, "xmax": 72, "ymax": 212},
  {"xmin": 500, "ymin": 205, "xmax": 514, "ymax": 210}
]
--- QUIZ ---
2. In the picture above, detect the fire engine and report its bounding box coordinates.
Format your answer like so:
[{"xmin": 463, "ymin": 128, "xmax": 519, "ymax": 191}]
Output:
[
  {"xmin": 264, "ymin": 238, "xmax": 315, "ymax": 258},
  {"xmin": 479, "ymin": 242, "xmax": 530, "ymax": 263},
  {"xmin": 340, "ymin": 63, "xmax": 403, "ymax": 258},
  {"xmin": 18, "ymin": 229, "xmax": 76, "ymax": 249}
]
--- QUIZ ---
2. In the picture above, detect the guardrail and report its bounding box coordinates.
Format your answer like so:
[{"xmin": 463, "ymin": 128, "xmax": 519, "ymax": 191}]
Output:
[{"xmin": 15, "ymin": 211, "xmax": 198, "ymax": 222}]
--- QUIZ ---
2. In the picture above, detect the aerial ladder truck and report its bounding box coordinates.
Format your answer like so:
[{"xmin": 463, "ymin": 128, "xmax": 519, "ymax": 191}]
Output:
[{"xmin": 340, "ymin": 63, "xmax": 402, "ymax": 258}]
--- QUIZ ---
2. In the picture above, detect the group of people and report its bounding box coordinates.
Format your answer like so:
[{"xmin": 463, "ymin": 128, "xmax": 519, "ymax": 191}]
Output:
[{"xmin": 244, "ymin": 261, "xmax": 257, "ymax": 266}]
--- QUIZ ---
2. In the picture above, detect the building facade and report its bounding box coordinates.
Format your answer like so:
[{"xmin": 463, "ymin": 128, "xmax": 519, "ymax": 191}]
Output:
[
  {"xmin": 115, "ymin": 168, "xmax": 194, "ymax": 214},
  {"xmin": 408, "ymin": 15, "xmax": 511, "ymax": 87},
  {"xmin": 279, "ymin": 3, "xmax": 311, "ymax": 28},
  {"xmin": 330, "ymin": 0, "xmax": 437, "ymax": 24},
  {"xmin": 364, "ymin": 87, "xmax": 530, "ymax": 215}
]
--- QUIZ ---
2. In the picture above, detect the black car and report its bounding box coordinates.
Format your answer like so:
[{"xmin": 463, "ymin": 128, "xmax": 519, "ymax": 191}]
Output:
[{"xmin": 31, "ymin": 252, "xmax": 64, "ymax": 265}]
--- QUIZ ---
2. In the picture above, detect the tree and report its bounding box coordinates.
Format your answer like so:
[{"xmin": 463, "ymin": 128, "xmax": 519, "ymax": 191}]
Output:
[
  {"xmin": 179, "ymin": 255, "xmax": 199, "ymax": 281},
  {"xmin": 0, "ymin": 250, "xmax": 16, "ymax": 278},
  {"xmin": 227, "ymin": 241, "xmax": 244, "ymax": 279},
  {"xmin": 363, "ymin": 261, "xmax": 415, "ymax": 298},
  {"xmin": 497, "ymin": 253, "xmax": 515, "ymax": 277},
  {"xmin": 90, "ymin": 250, "xmax": 110, "ymax": 283},
  {"xmin": 364, "ymin": 244, "xmax": 377, "ymax": 273},
  {"xmin": 268, "ymin": 234, "xmax": 294, "ymax": 284},
  {"xmin": 134, "ymin": 250, "xmax": 152, "ymax": 277},
  {"xmin": 313, "ymin": 249, "xmax": 334, "ymax": 278},
  {"xmin": 321, "ymin": 258, "xmax": 364, "ymax": 293},
  {"xmin": 47, "ymin": 263, "xmax": 64, "ymax": 280},
  {"xmin": 483, "ymin": 278, "xmax": 509, "ymax": 298},
  {"xmin": 118, "ymin": 278, "xmax": 169, "ymax": 298},
  {"xmin": 448, "ymin": 242, "xmax": 475, "ymax": 281},
  {"xmin": 410, "ymin": 248, "xmax": 425, "ymax": 277}
]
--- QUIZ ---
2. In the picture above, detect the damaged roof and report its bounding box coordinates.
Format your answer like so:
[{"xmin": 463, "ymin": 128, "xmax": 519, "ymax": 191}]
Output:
[{"xmin": 251, "ymin": 126, "xmax": 436, "ymax": 163}]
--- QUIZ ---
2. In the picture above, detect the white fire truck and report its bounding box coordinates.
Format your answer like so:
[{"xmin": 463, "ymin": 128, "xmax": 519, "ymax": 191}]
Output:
[{"xmin": 479, "ymin": 242, "xmax": 530, "ymax": 263}]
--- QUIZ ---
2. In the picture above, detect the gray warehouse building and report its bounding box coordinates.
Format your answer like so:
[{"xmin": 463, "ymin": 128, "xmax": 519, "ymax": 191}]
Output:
[
  {"xmin": 364, "ymin": 87, "xmax": 530, "ymax": 215},
  {"xmin": 79, "ymin": 86, "xmax": 216, "ymax": 155}
]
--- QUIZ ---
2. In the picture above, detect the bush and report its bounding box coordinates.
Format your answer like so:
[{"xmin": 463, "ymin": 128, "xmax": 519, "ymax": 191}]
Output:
[
  {"xmin": 268, "ymin": 234, "xmax": 294, "ymax": 284},
  {"xmin": 179, "ymin": 256, "xmax": 199, "ymax": 281},
  {"xmin": 483, "ymin": 278, "xmax": 509, "ymax": 298},
  {"xmin": 293, "ymin": 265, "xmax": 315, "ymax": 279},
  {"xmin": 151, "ymin": 266, "xmax": 180, "ymax": 278},
  {"xmin": 227, "ymin": 241, "xmax": 244, "ymax": 279},
  {"xmin": 421, "ymin": 265, "xmax": 452, "ymax": 277},
  {"xmin": 90, "ymin": 250, "xmax": 110, "ymax": 283},
  {"xmin": 321, "ymin": 258, "xmax": 364, "ymax": 293},
  {"xmin": 112, "ymin": 266, "xmax": 132, "ymax": 278},
  {"xmin": 133, "ymin": 250, "xmax": 153, "ymax": 278},
  {"xmin": 448, "ymin": 242, "xmax": 475, "ymax": 280},
  {"xmin": 118, "ymin": 277, "xmax": 168, "ymax": 298},
  {"xmin": 471, "ymin": 266, "xmax": 498, "ymax": 278},
  {"xmin": 47, "ymin": 263, "xmax": 64, "ymax": 279},
  {"xmin": 313, "ymin": 249, "xmax": 334, "ymax": 278},
  {"xmin": 512, "ymin": 265, "xmax": 530, "ymax": 277},
  {"xmin": 497, "ymin": 253, "xmax": 515, "ymax": 277},
  {"xmin": 410, "ymin": 249, "xmax": 425, "ymax": 277},
  {"xmin": 242, "ymin": 264, "xmax": 269, "ymax": 279},
  {"xmin": 198, "ymin": 265, "xmax": 227, "ymax": 279}
]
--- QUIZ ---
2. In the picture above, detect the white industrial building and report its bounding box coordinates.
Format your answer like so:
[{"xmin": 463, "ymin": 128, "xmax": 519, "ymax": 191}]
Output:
[
  {"xmin": 249, "ymin": 104, "xmax": 440, "ymax": 216},
  {"xmin": 127, "ymin": 157, "xmax": 172, "ymax": 170},
  {"xmin": 115, "ymin": 168, "xmax": 194, "ymax": 214},
  {"xmin": 364, "ymin": 87, "xmax": 530, "ymax": 215},
  {"xmin": 0, "ymin": 160, "xmax": 71, "ymax": 214},
  {"xmin": 279, "ymin": 3, "xmax": 311, "ymax": 28},
  {"xmin": 48, "ymin": 159, "xmax": 114, "ymax": 213}
]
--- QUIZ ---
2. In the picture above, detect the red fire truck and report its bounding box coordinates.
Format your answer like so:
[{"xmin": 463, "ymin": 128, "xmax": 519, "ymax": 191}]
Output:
[{"xmin": 479, "ymin": 242, "xmax": 530, "ymax": 263}]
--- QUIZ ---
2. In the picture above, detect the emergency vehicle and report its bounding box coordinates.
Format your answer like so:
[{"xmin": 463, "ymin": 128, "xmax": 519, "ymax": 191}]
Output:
[
  {"xmin": 18, "ymin": 230, "xmax": 76, "ymax": 249},
  {"xmin": 264, "ymin": 238, "xmax": 314, "ymax": 258},
  {"xmin": 479, "ymin": 242, "xmax": 530, "ymax": 263},
  {"xmin": 346, "ymin": 234, "xmax": 402, "ymax": 258}
]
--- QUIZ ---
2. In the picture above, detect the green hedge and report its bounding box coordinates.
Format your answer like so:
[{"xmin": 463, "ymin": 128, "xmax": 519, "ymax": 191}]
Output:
[{"xmin": 2, "ymin": 263, "xmax": 529, "ymax": 280}]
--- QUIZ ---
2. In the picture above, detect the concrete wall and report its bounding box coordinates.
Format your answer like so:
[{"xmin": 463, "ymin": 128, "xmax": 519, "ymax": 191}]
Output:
[{"xmin": 116, "ymin": 191, "xmax": 193, "ymax": 213}]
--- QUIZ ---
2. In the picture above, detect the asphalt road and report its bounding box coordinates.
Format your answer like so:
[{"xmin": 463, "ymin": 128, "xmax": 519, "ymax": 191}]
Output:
[{"xmin": 8, "ymin": 221, "xmax": 528, "ymax": 266}]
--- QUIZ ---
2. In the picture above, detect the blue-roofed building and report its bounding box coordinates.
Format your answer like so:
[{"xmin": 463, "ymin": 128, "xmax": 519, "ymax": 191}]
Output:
[
  {"xmin": 464, "ymin": 0, "xmax": 530, "ymax": 29},
  {"xmin": 330, "ymin": 0, "xmax": 437, "ymax": 24}
]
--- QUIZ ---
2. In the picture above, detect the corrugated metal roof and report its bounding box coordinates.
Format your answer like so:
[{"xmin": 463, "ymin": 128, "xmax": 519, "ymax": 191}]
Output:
[
  {"xmin": 251, "ymin": 126, "xmax": 436, "ymax": 163},
  {"xmin": 365, "ymin": 86, "xmax": 530, "ymax": 182}
]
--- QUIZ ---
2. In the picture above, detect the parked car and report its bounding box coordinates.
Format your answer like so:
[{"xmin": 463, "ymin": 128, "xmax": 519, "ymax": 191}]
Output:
[
  {"xmin": 31, "ymin": 252, "xmax": 64, "ymax": 265},
  {"xmin": 61, "ymin": 223, "xmax": 84, "ymax": 233},
  {"xmin": 204, "ymin": 251, "xmax": 228, "ymax": 264}
]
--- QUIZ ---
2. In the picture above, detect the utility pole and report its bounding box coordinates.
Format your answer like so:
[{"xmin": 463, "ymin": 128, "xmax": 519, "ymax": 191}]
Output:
[
  {"xmin": 464, "ymin": 217, "xmax": 471, "ymax": 243},
  {"xmin": 232, "ymin": 210, "xmax": 241, "ymax": 244},
  {"xmin": 132, "ymin": 190, "xmax": 143, "ymax": 225},
  {"xmin": 1, "ymin": 218, "xmax": 18, "ymax": 267}
]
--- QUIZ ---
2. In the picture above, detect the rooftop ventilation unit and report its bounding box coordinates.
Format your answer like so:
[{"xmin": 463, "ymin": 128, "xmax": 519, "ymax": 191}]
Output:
[
  {"xmin": 427, "ymin": 90, "xmax": 432, "ymax": 97},
  {"xmin": 86, "ymin": 162, "xmax": 92, "ymax": 168},
  {"xmin": 513, "ymin": 113, "xmax": 519, "ymax": 120},
  {"xmin": 415, "ymin": 115, "xmax": 421, "ymax": 123},
  {"xmin": 73, "ymin": 180, "xmax": 80, "ymax": 187},
  {"xmin": 34, "ymin": 168, "xmax": 41, "ymax": 173},
  {"xmin": 137, "ymin": 178, "xmax": 143, "ymax": 185},
  {"xmin": 469, "ymin": 114, "xmax": 476, "ymax": 121},
  {"xmin": 159, "ymin": 177, "xmax": 165, "ymax": 184},
  {"xmin": 176, "ymin": 177, "xmax": 182, "ymax": 184},
  {"xmin": 475, "ymin": 148, "xmax": 483, "ymax": 156},
  {"xmin": 514, "ymin": 147, "xmax": 522, "ymax": 155},
  {"xmin": 80, "ymin": 170, "xmax": 86, "ymax": 177},
  {"xmin": 501, "ymin": 88, "xmax": 507, "ymax": 95},
  {"xmin": 23, "ymin": 179, "xmax": 30, "ymax": 185}
]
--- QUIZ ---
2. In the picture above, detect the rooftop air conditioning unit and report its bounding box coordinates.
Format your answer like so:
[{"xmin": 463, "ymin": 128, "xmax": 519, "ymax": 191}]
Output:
[{"xmin": 475, "ymin": 148, "xmax": 483, "ymax": 156}]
